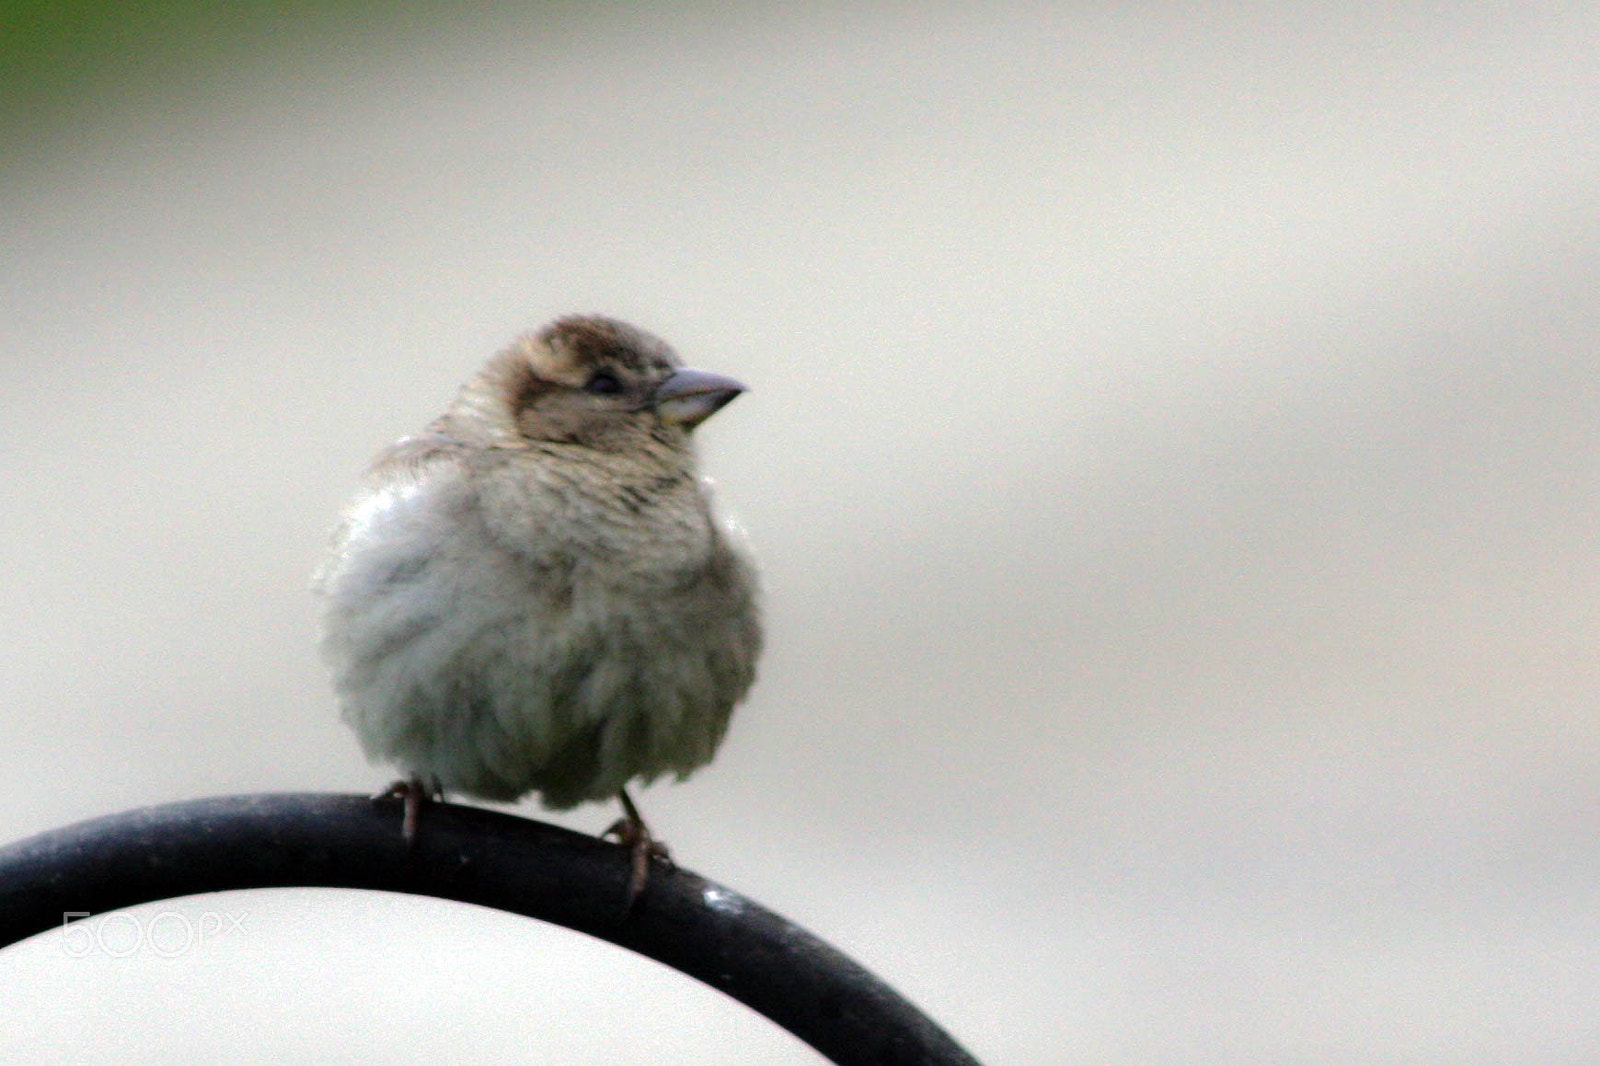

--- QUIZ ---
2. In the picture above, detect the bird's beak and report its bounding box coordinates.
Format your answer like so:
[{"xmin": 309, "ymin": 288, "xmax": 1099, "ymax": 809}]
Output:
[{"xmin": 651, "ymin": 368, "xmax": 747, "ymax": 429}]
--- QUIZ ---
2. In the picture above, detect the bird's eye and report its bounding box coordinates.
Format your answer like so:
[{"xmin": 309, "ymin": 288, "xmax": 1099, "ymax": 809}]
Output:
[{"xmin": 584, "ymin": 370, "xmax": 624, "ymax": 395}]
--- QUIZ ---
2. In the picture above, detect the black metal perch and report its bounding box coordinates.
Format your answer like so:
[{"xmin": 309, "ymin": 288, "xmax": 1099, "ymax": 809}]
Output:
[{"xmin": 0, "ymin": 793, "xmax": 981, "ymax": 1065}]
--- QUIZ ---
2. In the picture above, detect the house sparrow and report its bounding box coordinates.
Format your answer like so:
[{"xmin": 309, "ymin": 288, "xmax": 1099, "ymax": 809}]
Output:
[{"xmin": 315, "ymin": 315, "xmax": 761, "ymax": 904}]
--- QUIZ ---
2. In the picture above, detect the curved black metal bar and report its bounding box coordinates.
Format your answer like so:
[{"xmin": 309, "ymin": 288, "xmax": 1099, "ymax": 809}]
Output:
[{"xmin": 0, "ymin": 793, "xmax": 980, "ymax": 1066}]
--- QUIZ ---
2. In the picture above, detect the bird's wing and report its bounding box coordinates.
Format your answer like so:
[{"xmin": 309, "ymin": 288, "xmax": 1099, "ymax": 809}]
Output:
[
  {"xmin": 364, "ymin": 426, "xmax": 472, "ymax": 487},
  {"xmin": 312, "ymin": 429, "xmax": 473, "ymax": 590}
]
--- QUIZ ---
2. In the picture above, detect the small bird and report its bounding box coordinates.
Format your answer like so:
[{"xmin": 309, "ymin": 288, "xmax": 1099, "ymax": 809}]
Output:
[{"xmin": 315, "ymin": 315, "xmax": 761, "ymax": 905}]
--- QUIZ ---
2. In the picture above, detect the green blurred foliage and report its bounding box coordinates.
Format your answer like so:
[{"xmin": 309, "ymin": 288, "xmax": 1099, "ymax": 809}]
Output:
[{"xmin": 0, "ymin": 0, "xmax": 411, "ymax": 153}]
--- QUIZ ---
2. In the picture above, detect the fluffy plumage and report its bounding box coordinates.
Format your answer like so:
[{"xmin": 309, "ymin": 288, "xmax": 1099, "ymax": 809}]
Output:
[{"xmin": 316, "ymin": 315, "xmax": 761, "ymax": 812}]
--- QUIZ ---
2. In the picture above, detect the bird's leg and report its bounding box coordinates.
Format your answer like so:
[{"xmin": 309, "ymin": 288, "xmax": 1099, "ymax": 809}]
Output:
[
  {"xmin": 602, "ymin": 788, "xmax": 674, "ymax": 914},
  {"xmin": 372, "ymin": 774, "xmax": 437, "ymax": 844}
]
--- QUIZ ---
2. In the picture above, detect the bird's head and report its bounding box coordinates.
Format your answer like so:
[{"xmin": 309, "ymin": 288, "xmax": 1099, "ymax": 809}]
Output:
[{"xmin": 454, "ymin": 315, "xmax": 745, "ymax": 455}]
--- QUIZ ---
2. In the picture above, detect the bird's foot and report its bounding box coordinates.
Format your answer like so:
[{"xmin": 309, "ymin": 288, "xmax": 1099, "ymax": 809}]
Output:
[
  {"xmin": 372, "ymin": 775, "xmax": 440, "ymax": 844},
  {"xmin": 602, "ymin": 789, "xmax": 674, "ymax": 916}
]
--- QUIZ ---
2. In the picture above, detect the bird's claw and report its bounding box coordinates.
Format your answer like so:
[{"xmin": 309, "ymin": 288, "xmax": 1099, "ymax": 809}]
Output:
[
  {"xmin": 372, "ymin": 775, "xmax": 440, "ymax": 844},
  {"xmin": 603, "ymin": 791, "xmax": 673, "ymax": 916}
]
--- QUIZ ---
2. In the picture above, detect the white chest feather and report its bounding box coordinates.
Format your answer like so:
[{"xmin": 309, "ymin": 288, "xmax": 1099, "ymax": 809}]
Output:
[{"xmin": 316, "ymin": 461, "xmax": 760, "ymax": 808}]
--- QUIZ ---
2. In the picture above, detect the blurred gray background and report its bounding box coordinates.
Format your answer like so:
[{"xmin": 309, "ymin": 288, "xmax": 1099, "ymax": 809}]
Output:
[{"xmin": 2, "ymin": 3, "xmax": 1597, "ymax": 1063}]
